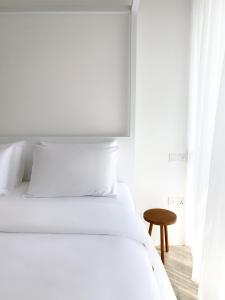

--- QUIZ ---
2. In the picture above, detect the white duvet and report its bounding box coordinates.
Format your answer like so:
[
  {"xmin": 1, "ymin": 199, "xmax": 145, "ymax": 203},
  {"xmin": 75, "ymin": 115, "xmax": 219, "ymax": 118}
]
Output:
[{"xmin": 0, "ymin": 183, "xmax": 176, "ymax": 300}]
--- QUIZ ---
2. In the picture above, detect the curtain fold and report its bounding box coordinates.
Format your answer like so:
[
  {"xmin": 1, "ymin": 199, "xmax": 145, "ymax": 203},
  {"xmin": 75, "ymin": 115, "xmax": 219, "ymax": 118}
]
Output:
[
  {"xmin": 199, "ymin": 56, "xmax": 225, "ymax": 300},
  {"xmin": 186, "ymin": 0, "xmax": 225, "ymax": 298}
]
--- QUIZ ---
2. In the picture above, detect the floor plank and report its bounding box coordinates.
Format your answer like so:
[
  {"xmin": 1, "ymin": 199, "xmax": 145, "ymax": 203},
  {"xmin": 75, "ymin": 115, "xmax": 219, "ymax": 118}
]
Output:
[{"xmin": 157, "ymin": 246, "xmax": 198, "ymax": 300}]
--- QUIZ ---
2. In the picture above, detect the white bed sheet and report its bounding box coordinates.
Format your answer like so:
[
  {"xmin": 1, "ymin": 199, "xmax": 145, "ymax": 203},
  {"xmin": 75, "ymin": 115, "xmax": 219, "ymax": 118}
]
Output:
[
  {"xmin": 0, "ymin": 182, "xmax": 135, "ymax": 208},
  {"xmin": 0, "ymin": 183, "xmax": 176, "ymax": 300}
]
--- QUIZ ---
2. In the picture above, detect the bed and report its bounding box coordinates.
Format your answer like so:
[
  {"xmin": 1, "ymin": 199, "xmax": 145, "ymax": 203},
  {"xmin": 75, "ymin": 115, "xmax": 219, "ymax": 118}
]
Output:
[
  {"xmin": 0, "ymin": 140, "xmax": 176, "ymax": 300},
  {"xmin": 0, "ymin": 139, "xmax": 176, "ymax": 300}
]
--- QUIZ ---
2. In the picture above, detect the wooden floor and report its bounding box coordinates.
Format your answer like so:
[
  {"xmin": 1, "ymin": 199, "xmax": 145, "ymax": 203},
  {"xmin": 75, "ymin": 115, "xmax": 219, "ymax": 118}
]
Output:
[{"xmin": 157, "ymin": 246, "xmax": 198, "ymax": 300}]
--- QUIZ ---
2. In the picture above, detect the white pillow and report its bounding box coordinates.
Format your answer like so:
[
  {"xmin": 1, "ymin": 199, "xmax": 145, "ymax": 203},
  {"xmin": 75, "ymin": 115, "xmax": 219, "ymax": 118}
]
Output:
[
  {"xmin": 27, "ymin": 141, "xmax": 119, "ymax": 197},
  {"xmin": 0, "ymin": 141, "xmax": 26, "ymax": 195}
]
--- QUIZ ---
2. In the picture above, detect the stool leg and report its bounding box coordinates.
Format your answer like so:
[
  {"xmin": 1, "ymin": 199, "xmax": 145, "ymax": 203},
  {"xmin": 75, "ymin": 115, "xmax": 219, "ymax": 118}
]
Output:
[
  {"xmin": 160, "ymin": 225, "xmax": 164, "ymax": 264},
  {"xmin": 164, "ymin": 225, "xmax": 169, "ymax": 252},
  {"xmin": 149, "ymin": 223, "xmax": 153, "ymax": 236}
]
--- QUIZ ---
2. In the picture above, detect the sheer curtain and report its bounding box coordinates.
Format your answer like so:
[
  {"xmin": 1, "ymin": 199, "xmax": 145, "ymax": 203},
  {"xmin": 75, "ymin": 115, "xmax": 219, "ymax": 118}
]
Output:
[{"xmin": 186, "ymin": 0, "xmax": 225, "ymax": 298}]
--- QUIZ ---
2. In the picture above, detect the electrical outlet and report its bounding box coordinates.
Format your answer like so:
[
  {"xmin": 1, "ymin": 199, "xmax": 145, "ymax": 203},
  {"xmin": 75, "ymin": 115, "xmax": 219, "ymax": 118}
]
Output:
[
  {"xmin": 168, "ymin": 153, "xmax": 188, "ymax": 162},
  {"xmin": 168, "ymin": 197, "xmax": 185, "ymax": 205}
]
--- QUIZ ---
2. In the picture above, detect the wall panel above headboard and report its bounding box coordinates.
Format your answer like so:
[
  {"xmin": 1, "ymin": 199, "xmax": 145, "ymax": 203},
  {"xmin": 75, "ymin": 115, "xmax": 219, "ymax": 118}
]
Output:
[{"xmin": 0, "ymin": 13, "xmax": 130, "ymax": 136}]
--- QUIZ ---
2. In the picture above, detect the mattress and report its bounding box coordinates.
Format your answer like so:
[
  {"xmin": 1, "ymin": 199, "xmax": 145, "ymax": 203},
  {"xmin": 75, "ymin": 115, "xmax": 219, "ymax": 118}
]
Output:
[{"xmin": 0, "ymin": 182, "xmax": 176, "ymax": 300}]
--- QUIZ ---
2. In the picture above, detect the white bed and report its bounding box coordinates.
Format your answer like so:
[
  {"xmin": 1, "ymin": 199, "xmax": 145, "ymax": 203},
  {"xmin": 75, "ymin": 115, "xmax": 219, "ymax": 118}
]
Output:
[{"xmin": 0, "ymin": 182, "xmax": 176, "ymax": 300}]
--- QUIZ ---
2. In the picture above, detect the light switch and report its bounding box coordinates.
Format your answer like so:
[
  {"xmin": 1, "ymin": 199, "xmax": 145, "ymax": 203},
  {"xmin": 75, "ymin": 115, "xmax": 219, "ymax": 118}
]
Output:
[{"xmin": 168, "ymin": 153, "xmax": 188, "ymax": 162}]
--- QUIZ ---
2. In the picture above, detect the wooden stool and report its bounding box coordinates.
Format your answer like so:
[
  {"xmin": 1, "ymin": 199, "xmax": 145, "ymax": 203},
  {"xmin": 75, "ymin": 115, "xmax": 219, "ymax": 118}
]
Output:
[{"xmin": 143, "ymin": 208, "xmax": 177, "ymax": 264}]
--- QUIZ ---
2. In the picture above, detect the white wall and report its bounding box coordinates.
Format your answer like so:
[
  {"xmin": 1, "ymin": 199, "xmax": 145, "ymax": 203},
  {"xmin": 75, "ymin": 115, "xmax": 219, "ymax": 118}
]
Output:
[
  {"xmin": 134, "ymin": 0, "xmax": 190, "ymax": 245},
  {"xmin": 0, "ymin": 13, "xmax": 130, "ymax": 136}
]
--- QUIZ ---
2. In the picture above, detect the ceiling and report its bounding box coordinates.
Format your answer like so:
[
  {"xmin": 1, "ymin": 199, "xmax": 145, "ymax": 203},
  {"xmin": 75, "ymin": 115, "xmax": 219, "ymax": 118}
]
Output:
[{"xmin": 0, "ymin": 0, "xmax": 133, "ymax": 12}]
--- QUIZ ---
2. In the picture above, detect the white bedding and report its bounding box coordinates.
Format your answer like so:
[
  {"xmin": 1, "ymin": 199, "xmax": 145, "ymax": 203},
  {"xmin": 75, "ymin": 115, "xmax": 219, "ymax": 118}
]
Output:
[{"xmin": 0, "ymin": 183, "xmax": 176, "ymax": 300}]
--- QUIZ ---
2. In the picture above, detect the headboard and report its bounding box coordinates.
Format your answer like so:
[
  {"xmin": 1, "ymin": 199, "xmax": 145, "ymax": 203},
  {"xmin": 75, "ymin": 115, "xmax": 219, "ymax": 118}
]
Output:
[
  {"xmin": 0, "ymin": 136, "xmax": 134, "ymax": 191},
  {"xmin": 0, "ymin": 13, "xmax": 131, "ymax": 137}
]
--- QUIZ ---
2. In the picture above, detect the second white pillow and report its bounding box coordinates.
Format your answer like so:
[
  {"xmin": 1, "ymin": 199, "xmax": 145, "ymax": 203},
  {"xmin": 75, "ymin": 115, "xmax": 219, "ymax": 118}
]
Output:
[
  {"xmin": 0, "ymin": 141, "xmax": 26, "ymax": 195},
  {"xmin": 27, "ymin": 141, "xmax": 119, "ymax": 197}
]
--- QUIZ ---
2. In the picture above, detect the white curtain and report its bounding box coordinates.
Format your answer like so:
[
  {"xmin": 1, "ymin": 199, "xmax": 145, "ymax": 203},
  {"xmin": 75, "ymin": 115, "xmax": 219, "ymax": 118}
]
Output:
[{"xmin": 186, "ymin": 0, "xmax": 225, "ymax": 298}]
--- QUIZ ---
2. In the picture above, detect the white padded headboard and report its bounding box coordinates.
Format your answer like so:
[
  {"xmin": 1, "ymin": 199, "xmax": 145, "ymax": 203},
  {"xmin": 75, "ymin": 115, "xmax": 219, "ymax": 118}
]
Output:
[
  {"xmin": 0, "ymin": 136, "xmax": 134, "ymax": 191},
  {"xmin": 0, "ymin": 13, "xmax": 130, "ymax": 137}
]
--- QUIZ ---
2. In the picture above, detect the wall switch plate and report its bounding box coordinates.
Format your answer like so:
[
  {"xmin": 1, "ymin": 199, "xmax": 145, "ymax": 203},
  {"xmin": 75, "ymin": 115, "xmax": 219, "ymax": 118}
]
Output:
[
  {"xmin": 168, "ymin": 153, "xmax": 188, "ymax": 162},
  {"xmin": 168, "ymin": 197, "xmax": 185, "ymax": 205}
]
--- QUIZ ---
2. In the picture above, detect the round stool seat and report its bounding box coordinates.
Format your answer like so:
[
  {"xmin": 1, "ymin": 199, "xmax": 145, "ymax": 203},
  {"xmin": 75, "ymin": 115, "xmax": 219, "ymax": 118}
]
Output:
[
  {"xmin": 144, "ymin": 208, "xmax": 177, "ymax": 226},
  {"xmin": 143, "ymin": 208, "xmax": 177, "ymax": 264}
]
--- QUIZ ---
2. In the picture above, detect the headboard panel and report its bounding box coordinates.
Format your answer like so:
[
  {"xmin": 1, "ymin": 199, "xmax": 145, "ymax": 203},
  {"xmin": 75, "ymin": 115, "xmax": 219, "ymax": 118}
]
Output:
[
  {"xmin": 0, "ymin": 13, "xmax": 130, "ymax": 137},
  {"xmin": 0, "ymin": 136, "xmax": 134, "ymax": 191}
]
